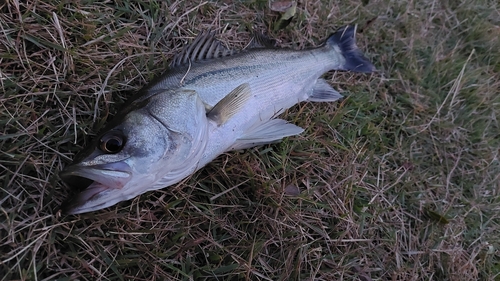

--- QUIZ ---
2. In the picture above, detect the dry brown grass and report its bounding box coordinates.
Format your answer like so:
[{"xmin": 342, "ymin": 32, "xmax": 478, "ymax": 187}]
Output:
[{"xmin": 1, "ymin": 0, "xmax": 499, "ymax": 280}]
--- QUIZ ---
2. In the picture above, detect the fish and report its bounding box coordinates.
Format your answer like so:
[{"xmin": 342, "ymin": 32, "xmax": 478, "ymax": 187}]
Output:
[{"xmin": 60, "ymin": 25, "xmax": 376, "ymax": 214}]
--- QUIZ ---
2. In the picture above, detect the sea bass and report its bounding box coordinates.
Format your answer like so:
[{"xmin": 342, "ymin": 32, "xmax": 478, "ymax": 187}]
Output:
[{"xmin": 60, "ymin": 25, "xmax": 375, "ymax": 214}]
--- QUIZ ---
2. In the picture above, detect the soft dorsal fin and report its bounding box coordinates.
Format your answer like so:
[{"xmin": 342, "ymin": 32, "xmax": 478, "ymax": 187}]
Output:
[
  {"xmin": 170, "ymin": 31, "xmax": 235, "ymax": 67},
  {"xmin": 246, "ymin": 32, "xmax": 276, "ymax": 49}
]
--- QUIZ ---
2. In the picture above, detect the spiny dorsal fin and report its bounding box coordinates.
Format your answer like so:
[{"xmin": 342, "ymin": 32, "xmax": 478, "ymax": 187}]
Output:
[
  {"xmin": 170, "ymin": 31, "xmax": 235, "ymax": 67},
  {"xmin": 207, "ymin": 83, "xmax": 252, "ymax": 126}
]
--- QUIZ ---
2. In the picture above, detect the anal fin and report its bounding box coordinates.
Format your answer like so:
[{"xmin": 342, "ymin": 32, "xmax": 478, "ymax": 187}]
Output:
[
  {"xmin": 307, "ymin": 78, "xmax": 343, "ymax": 102},
  {"xmin": 230, "ymin": 119, "xmax": 304, "ymax": 150}
]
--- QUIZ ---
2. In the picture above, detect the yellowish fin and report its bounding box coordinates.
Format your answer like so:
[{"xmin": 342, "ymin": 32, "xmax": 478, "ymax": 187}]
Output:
[{"xmin": 207, "ymin": 83, "xmax": 252, "ymax": 126}]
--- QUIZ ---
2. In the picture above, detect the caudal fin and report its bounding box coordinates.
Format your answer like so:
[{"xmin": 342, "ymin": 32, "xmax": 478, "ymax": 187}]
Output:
[{"xmin": 327, "ymin": 25, "xmax": 376, "ymax": 73}]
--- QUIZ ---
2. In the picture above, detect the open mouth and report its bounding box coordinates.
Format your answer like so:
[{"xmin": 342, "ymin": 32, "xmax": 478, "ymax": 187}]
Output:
[
  {"xmin": 59, "ymin": 163, "xmax": 132, "ymax": 214},
  {"xmin": 60, "ymin": 174, "xmax": 94, "ymax": 191},
  {"xmin": 59, "ymin": 181, "xmax": 111, "ymax": 214}
]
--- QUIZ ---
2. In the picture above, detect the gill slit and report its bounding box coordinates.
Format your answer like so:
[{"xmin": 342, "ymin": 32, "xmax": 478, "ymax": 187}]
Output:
[{"xmin": 180, "ymin": 58, "xmax": 192, "ymax": 85}]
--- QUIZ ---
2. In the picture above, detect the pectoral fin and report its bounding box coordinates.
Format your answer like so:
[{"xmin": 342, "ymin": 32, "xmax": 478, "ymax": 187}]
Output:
[
  {"xmin": 207, "ymin": 83, "xmax": 252, "ymax": 126},
  {"xmin": 230, "ymin": 119, "xmax": 304, "ymax": 150}
]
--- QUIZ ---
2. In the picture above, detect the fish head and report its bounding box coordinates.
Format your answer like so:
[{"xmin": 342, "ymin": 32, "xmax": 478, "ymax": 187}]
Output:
[{"xmin": 60, "ymin": 90, "xmax": 209, "ymax": 214}]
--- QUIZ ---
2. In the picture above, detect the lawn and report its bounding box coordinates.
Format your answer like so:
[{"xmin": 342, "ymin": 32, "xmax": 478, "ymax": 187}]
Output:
[{"xmin": 1, "ymin": 0, "xmax": 499, "ymax": 280}]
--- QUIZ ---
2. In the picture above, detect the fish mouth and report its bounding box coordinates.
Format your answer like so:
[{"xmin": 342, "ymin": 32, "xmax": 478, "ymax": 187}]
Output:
[{"xmin": 59, "ymin": 162, "xmax": 132, "ymax": 214}]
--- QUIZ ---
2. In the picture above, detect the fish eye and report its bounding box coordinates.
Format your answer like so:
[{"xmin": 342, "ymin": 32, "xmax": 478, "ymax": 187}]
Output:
[{"xmin": 99, "ymin": 132, "xmax": 125, "ymax": 154}]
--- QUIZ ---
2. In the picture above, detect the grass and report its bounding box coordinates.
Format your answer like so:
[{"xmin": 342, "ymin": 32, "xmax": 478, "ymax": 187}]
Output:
[{"xmin": 1, "ymin": 0, "xmax": 499, "ymax": 280}]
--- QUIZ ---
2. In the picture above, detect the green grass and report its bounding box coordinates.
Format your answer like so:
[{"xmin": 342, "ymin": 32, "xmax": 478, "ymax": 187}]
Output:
[{"xmin": 1, "ymin": 0, "xmax": 499, "ymax": 280}]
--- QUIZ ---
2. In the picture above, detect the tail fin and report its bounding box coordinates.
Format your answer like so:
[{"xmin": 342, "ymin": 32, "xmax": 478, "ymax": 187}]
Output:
[{"xmin": 326, "ymin": 25, "xmax": 376, "ymax": 73}]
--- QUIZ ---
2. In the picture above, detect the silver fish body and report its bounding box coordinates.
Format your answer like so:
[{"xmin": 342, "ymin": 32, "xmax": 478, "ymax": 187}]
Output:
[{"xmin": 60, "ymin": 25, "xmax": 375, "ymax": 214}]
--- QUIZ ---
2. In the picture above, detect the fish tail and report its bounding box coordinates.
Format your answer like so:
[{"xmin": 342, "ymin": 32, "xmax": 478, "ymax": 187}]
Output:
[{"xmin": 326, "ymin": 25, "xmax": 376, "ymax": 73}]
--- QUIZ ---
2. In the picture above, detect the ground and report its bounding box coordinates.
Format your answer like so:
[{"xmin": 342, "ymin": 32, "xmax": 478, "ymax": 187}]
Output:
[{"xmin": 1, "ymin": 0, "xmax": 499, "ymax": 280}]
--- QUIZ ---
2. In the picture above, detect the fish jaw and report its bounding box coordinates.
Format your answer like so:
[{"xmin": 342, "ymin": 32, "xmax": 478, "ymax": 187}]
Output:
[{"xmin": 59, "ymin": 161, "xmax": 133, "ymax": 214}]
